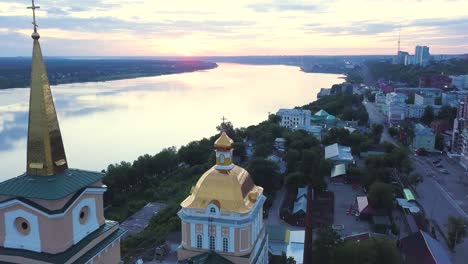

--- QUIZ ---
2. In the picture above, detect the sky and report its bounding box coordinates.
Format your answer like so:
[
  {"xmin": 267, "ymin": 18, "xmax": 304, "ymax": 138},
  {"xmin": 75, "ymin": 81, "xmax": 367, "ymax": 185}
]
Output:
[{"xmin": 1, "ymin": 0, "xmax": 468, "ymax": 56}]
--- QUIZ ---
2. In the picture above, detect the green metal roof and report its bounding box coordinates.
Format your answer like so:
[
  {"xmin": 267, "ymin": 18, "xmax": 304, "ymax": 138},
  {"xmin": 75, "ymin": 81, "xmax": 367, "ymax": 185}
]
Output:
[
  {"xmin": 0, "ymin": 221, "xmax": 124, "ymax": 264},
  {"xmin": 403, "ymin": 188, "xmax": 415, "ymax": 202},
  {"xmin": 315, "ymin": 109, "xmax": 330, "ymax": 116},
  {"xmin": 267, "ymin": 225, "xmax": 287, "ymax": 241},
  {"xmin": 0, "ymin": 169, "xmax": 103, "ymax": 200}
]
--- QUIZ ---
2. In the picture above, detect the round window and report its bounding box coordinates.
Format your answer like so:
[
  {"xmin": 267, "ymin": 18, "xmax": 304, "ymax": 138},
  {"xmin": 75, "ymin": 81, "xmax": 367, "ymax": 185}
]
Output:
[
  {"xmin": 14, "ymin": 217, "xmax": 30, "ymax": 236},
  {"xmin": 79, "ymin": 206, "xmax": 90, "ymax": 224}
]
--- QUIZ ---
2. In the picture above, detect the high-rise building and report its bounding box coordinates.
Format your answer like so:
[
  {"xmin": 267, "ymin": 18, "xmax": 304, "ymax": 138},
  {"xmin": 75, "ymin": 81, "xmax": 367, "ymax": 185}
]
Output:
[
  {"xmin": 451, "ymin": 96, "xmax": 468, "ymax": 153},
  {"xmin": 177, "ymin": 132, "xmax": 268, "ymax": 263},
  {"xmin": 414, "ymin": 45, "xmax": 430, "ymax": 66},
  {"xmin": 0, "ymin": 3, "xmax": 124, "ymax": 263}
]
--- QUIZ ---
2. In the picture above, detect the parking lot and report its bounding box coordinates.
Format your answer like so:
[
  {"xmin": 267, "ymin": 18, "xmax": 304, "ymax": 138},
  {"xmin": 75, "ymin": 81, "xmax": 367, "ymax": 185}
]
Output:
[{"xmin": 328, "ymin": 183, "xmax": 371, "ymax": 237}]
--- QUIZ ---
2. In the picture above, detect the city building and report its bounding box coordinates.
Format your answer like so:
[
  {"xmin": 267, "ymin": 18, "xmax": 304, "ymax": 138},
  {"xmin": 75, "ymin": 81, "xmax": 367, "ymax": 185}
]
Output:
[
  {"xmin": 277, "ymin": 109, "xmax": 311, "ymax": 129},
  {"xmin": 386, "ymin": 92, "xmax": 407, "ymax": 105},
  {"xmin": 412, "ymin": 123, "xmax": 435, "ymax": 152},
  {"xmin": 406, "ymin": 104, "xmax": 425, "ymax": 119},
  {"xmin": 394, "ymin": 88, "xmax": 442, "ymax": 97},
  {"xmin": 387, "ymin": 102, "xmax": 406, "ymax": 124},
  {"xmin": 274, "ymin": 138, "xmax": 286, "ymax": 153},
  {"xmin": 0, "ymin": 17, "xmax": 124, "ymax": 263},
  {"xmin": 451, "ymin": 96, "xmax": 468, "ymax": 153},
  {"xmin": 414, "ymin": 45, "xmax": 430, "ymax": 66},
  {"xmin": 267, "ymin": 226, "xmax": 304, "ymax": 264},
  {"xmin": 400, "ymin": 231, "xmax": 452, "ymax": 264},
  {"xmin": 451, "ymin": 75, "xmax": 468, "ymax": 90},
  {"xmin": 375, "ymin": 91, "xmax": 386, "ymax": 104},
  {"xmin": 404, "ymin": 55, "xmax": 415, "ymax": 65},
  {"xmin": 459, "ymin": 128, "xmax": 468, "ymax": 170},
  {"xmin": 414, "ymin": 94, "xmax": 435, "ymax": 106},
  {"xmin": 177, "ymin": 132, "xmax": 268, "ymax": 264},
  {"xmin": 324, "ymin": 143, "xmax": 354, "ymax": 165}
]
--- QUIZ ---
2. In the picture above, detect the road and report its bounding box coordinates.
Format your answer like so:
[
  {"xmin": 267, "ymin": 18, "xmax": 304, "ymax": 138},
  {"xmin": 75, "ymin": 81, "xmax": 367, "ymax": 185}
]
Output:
[
  {"xmin": 265, "ymin": 187, "xmax": 304, "ymax": 231},
  {"xmin": 363, "ymin": 100, "xmax": 398, "ymax": 146},
  {"xmin": 412, "ymin": 155, "xmax": 468, "ymax": 263}
]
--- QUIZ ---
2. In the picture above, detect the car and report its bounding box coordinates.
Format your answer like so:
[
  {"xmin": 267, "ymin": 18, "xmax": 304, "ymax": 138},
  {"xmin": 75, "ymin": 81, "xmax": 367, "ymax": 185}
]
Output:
[
  {"xmin": 439, "ymin": 169, "xmax": 449, "ymax": 174},
  {"xmin": 436, "ymin": 164, "xmax": 443, "ymax": 168}
]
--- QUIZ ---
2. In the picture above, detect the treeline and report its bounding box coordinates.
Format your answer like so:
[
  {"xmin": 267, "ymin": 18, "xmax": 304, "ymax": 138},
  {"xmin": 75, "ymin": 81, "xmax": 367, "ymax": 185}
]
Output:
[
  {"xmin": 366, "ymin": 59, "xmax": 468, "ymax": 87},
  {"xmin": 301, "ymin": 94, "xmax": 369, "ymax": 125},
  {"xmin": 0, "ymin": 58, "xmax": 217, "ymax": 89}
]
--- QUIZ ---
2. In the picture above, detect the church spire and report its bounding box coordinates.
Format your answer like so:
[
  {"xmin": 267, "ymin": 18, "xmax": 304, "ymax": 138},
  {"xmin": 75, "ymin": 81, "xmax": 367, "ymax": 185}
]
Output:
[{"xmin": 26, "ymin": 0, "xmax": 68, "ymax": 176}]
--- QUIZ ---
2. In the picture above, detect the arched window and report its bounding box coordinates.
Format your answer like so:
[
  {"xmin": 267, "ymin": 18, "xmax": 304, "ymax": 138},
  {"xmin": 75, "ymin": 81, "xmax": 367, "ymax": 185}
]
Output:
[
  {"xmin": 219, "ymin": 154, "xmax": 225, "ymax": 164},
  {"xmin": 210, "ymin": 207, "xmax": 216, "ymax": 214},
  {"xmin": 197, "ymin": 234, "xmax": 202, "ymax": 249},
  {"xmin": 223, "ymin": 237, "xmax": 229, "ymax": 252},
  {"xmin": 209, "ymin": 236, "xmax": 215, "ymax": 250}
]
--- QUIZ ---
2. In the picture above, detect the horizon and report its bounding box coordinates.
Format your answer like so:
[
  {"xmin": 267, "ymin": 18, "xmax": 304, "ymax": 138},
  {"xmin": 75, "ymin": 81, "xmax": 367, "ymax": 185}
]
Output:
[{"xmin": 1, "ymin": 0, "xmax": 468, "ymax": 56}]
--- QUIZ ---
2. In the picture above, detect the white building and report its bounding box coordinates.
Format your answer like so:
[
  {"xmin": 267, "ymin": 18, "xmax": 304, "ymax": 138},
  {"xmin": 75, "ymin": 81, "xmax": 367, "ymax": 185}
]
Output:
[
  {"xmin": 277, "ymin": 109, "xmax": 311, "ymax": 129},
  {"xmin": 451, "ymin": 75, "xmax": 468, "ymax": 90},
  {"xmin": 406, "ymin": 104, "xmax": 425, "ymax": 119},
  {"xmin": 415, "ymin": 94, "xmax": 435, "ymax": 106},
  {"xmin": 387, "ymin": 102, "xmax": 406, "ymax": 124},
  {"xmin": 178, "ymin": 132, "xmax": 268, "ymax": 264},
  {"xmin": 386, "ymin": 92, "xmax": 408, "ymax": 105}
]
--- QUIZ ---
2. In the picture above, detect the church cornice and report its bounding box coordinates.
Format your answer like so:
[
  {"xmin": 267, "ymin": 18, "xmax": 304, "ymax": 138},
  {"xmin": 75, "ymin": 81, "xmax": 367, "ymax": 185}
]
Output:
[{"xmin": 0, "ymin": 187, "xmax": 106, "ymax": 218}]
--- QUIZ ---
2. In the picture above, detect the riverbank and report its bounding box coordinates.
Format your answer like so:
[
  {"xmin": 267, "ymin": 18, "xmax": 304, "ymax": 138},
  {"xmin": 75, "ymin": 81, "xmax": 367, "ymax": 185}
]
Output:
[{"xmin": 0, "ymin": 58, "xmax": 217, "ymax": 89}]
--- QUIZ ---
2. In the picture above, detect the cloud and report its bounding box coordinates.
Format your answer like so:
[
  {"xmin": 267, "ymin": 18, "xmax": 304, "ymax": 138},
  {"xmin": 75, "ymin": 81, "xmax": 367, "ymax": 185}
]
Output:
[
  {"xmin": 247, "ymin": 1, "xmax": 325, "ymax": 12},
  {"xmin": 303, "ymin": 21, "xmax": 396, "ymax": 36}
]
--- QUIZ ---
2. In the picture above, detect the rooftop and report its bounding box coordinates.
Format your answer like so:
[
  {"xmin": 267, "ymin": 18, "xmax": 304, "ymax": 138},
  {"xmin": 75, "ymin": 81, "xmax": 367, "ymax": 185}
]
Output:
[
  {"xmin": 0, "ymin": 168, "xmax": 103, "ymax": 200},
  {"xmin": 324, "ymin": 143, "xmax": 353, "ymax": 162},
  {"xmin": 415, "ymin": 123, "xmax": 434, "ymax": 136}
]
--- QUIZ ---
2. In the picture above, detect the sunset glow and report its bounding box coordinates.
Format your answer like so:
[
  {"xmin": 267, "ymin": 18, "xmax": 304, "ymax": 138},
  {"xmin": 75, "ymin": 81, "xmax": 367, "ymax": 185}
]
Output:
[{"xmin": 0, "ymin": 0, "xmax": 467, "ymax": 56}]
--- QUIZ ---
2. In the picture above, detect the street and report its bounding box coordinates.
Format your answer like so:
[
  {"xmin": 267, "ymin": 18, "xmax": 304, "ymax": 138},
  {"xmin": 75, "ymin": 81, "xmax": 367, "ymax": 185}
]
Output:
[
  {"xmin": 412, "ymin": 155, "xmax": 468, "ymax": 263},
  {"xmin": 363, "ymin": 100, "xmax": 398, "ymax": 145}
]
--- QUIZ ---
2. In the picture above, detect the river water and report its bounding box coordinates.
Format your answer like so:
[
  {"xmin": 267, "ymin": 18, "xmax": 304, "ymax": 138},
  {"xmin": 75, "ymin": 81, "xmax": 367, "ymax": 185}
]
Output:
[{"xmin": 0, "ymin": 63, "xmax": 343, "ymax": 180}]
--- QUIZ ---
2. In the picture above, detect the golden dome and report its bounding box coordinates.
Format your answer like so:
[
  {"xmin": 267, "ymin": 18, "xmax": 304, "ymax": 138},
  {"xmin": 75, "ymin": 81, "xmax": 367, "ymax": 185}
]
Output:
[
  {"xmin": 181, "ymin": 165, "xmax": 263, "ymax": 214},
  {"xmin": 214, "ymin": 132, "xmax": 233, "ymax": 149}
]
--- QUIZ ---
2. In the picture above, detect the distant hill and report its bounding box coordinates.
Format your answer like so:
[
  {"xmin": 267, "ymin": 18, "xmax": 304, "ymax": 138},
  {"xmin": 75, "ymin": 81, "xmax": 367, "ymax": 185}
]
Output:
[{"xmin": 0, "ymin": 58, "xmax": 217, "ymax": 89}]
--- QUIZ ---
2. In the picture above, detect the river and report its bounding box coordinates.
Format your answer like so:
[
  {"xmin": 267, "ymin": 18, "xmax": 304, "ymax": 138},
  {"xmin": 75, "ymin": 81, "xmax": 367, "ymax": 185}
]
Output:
[{"xmin": 0, "ymin": 63, "xmax": 344, "ymax": 180}]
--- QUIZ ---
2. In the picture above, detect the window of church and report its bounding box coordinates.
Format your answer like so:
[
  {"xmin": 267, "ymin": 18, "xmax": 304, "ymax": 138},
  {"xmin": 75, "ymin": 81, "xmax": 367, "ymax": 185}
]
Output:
[
  {"xmin": 223, "ymin": 237, "xmax": 228, "ymax": 252},
  {"xmin": 197, "ymin": 234, "xmax": 202, "ymax": 249},
  {"xmin": 219, "ymin": 154, "xmax": 225, "ymax": 164},
  {"xmin": 79, "ymin": 206, "xmax": 90, "ymax": 224},
  {"xmin": 209, "ymin": 236, "xmax": 215, "ymax": 250},
  {"xmin": 14, "ymin": 217, "xmax": 30, "ymax": 236},
  {"xmin": 210, "ymin": 207, "xmax": 216, "ymax": 214}
]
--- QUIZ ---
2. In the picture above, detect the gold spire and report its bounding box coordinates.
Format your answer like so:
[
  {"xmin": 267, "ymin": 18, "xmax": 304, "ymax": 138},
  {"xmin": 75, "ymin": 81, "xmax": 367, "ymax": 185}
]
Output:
[
  {"xmin": 26, "ymin": 1, "xmax": 68, "ymax": 176},
  {"xmin": 214, "ymin": 132, "xmax": 233, "ymax": 149}
]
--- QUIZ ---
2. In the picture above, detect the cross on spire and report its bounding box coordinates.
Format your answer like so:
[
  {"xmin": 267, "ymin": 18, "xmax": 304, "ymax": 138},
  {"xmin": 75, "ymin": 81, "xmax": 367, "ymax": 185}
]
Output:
[
  {"xmin": 27, "ymin": 0, "xmax": 40, "ymax": 33},
  {"xmin": 221, "ymin": 116, "xmax": 227, "ymax": 125}
]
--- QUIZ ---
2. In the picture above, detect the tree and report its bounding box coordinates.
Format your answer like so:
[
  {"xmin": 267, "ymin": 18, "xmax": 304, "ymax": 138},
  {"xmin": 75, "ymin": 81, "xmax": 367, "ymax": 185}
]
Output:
[
  {"xmin": 371, "ymin": 124, "xmax": 384, "ymax": 143},
  {"xmin": 405, "ymin": 93, "xmax": 415, "ymax": 104},
  {"xmin": 333, "ymin": 238, "xmax": 401, "ymax": 264},
  {"xmin": 437, "ymin": 105, "xmax": 457, "ymax": 123},
  {"xmin": 421, "ymin": 106, "xmax": 435, "ymax": 126},
  {"xmin": 447, "ymin": 216, "xmax": 467, "ymax": 250},
  {"xmin": 407, "ymin": 172, "xmax": 423, "ymax": 187},
  {"xmin": 216, "ymin": 121, "xmax": 236, "ymax": 140},
  {"xmin": 388, "ymin": 127, "xmax": 398, "ymax": 137},
  {"xmin": 247, "ymin": 158, "xmax": 279, "ymax": 194},
  {"xmin": 435, "ymin": 133, "xmax": 444, "ymax": 151},
  {"xmin": 368, "ymin": 182, "xmax": 394, "ymax": 211},
  {"xmin": 313, "ymin": 226, "xmax": 342, "ymax": 263}
]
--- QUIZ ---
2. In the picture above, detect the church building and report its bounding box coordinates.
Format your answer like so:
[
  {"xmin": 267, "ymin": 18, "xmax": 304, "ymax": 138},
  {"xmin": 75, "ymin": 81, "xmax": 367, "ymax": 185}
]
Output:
[
  {"xmin": 0, "ymin": 2, "xmax": 125, "ymax": 263},
  {"xmin": 177, "ymin": 132, "xmax": 268, "ymax": 264}
]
